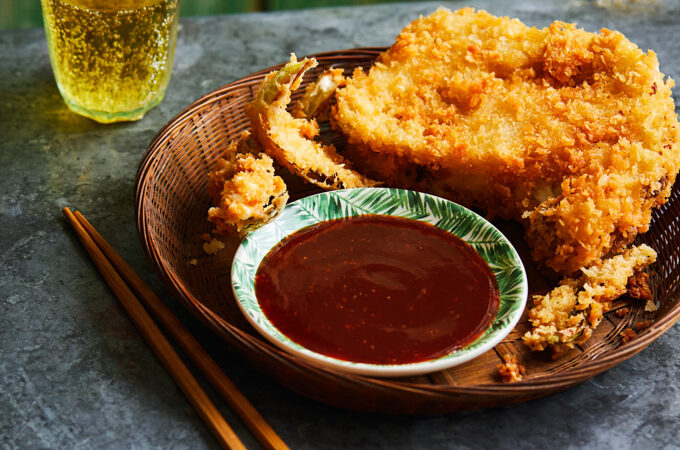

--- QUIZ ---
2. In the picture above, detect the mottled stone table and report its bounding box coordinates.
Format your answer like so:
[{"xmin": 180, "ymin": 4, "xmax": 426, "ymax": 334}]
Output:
[{"xmin": 2, "ymin": 1, "xmax": 680, "ymax": 448}]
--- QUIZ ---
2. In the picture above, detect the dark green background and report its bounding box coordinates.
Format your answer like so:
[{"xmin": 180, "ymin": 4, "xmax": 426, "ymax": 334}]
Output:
[{"xmin": 0, "ymin": 0, "xmax": 418, "ymax": 30}]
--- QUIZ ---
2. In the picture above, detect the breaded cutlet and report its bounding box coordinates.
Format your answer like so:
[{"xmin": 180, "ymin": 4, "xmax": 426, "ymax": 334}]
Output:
[{"xmin": 332, "ymin": 8, "xmax": 680, "ymax": 274}]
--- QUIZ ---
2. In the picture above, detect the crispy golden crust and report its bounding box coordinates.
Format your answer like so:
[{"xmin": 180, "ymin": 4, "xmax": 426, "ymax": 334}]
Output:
[
  {"xmin": 332, "ymin": 8, "xmax": 680, "ymax": 274},
  {"xmin": 246, "ymin": 55, "xmax": 375, "ymax": 190},
  {"xmin": 207, "ymin": 131, "xmax": 289, "ymax": 235},
  {"xmin": 498, "ymin": 354, "xmax": 526, "ymax": 383},
  {"xmin": 522, "ymin": 244, "xmax": 656, "ymax": 353}
]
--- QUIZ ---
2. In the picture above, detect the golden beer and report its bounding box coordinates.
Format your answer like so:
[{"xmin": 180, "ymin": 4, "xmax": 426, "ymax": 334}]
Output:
[{"xmin": 41, "ymin": 0, "xmax": 179, "ymax": 123}]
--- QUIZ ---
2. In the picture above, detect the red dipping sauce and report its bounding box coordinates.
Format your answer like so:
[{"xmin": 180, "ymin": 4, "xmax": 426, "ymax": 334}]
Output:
[{"xmin": 254, "ymin": 215, "xmax": 500, "ymax": 365}]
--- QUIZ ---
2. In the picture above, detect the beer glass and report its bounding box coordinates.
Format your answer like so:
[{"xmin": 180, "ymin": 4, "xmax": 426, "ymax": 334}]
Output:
[{"xmin": 41, "ymin": 0, "xmax": 180, "ymax": 123}]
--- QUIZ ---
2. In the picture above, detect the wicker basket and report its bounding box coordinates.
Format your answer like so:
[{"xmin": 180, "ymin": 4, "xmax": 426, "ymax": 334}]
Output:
[{"xmin": 135, "ymin": 48, "xmax": 680, "ymax": 413}]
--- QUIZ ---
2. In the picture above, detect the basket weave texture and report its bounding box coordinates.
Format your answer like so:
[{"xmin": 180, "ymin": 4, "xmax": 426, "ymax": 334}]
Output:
[{"xmin": 135, "ymin": 48, "xmax": 680, "ymax": 413}]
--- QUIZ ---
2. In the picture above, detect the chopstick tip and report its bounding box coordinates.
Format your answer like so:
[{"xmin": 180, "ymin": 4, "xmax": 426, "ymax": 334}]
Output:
[{"xmin": 62, "ymin": 207, "xmax": 80, "ymax": 227}]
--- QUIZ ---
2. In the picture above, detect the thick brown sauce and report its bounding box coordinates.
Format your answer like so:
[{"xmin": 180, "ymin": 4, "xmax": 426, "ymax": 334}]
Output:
[{"xmin": 254, "ymin": 215, "xmax": 500, "ymax": 364}]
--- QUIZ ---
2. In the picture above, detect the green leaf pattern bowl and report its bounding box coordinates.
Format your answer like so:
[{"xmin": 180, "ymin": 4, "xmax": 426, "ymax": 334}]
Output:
[{"xmin": 231, "ymin": 188, "xmax": 528, "ymax": 377}]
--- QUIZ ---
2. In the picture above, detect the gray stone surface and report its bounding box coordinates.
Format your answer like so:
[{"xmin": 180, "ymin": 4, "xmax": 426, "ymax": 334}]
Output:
[{"xmin": 2, "ymin": 1, "xmax": 680, "ymax": 448}]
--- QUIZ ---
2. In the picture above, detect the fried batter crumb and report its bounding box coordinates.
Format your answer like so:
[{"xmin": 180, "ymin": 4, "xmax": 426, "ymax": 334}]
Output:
[
  {"xmin": 498, "ymin": 353, "xmax": 526, "ymax": 383},
  {"xmin": 634, "ymin": 320, "xmax": 654, "ymax": 331},
  {"xmin": 523, "ymin": 244, "xmax": 656, "ymax": 353},
  {"xmin": 203, "ymin": 238, "xmax": 225, "ymax": 255},
  {"xmin": 620, "ymin": 328, "xmax": 637, "ymax": 343},
  {"xmin": 614, "ymin": 307, "xmax": 630, "ymax": 318},
  {"xmin": 644, "ymin": 300, "xmax": 659, "ymax": 312},
  {"xmin": 189, "ymin": 259, "xmax": 198, "ymax": 266},
  {"xmin": 626, "ymin": 270, "xmax": 653, "ymax": 300}
]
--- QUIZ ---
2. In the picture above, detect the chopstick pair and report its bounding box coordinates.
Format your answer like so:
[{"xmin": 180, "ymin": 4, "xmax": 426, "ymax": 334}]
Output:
[{"xmin": 63, "ymin": 207, "xmax": 288, "ymax": 450}]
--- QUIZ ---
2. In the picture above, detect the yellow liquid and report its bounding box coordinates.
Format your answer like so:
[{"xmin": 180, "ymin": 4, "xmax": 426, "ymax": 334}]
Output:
[{"xmin": 41, "ymin": 0, "xmax": 179, "ymax": 123}]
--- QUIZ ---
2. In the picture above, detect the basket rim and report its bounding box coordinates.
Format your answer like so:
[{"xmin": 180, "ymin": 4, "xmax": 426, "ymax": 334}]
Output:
[{"xmin": 134, "ymin": 47, "xmax": 680, "ymax": 399}]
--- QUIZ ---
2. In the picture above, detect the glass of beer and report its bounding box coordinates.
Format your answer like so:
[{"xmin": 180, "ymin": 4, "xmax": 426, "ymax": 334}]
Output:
[{"xmin": 40, "ymin": 0, "xmax": 180, "ymax": 123}]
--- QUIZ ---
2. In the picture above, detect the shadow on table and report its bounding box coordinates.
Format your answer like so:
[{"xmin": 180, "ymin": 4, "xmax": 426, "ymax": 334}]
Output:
[{"xmin": 2, "ymin": 67, "xmax": 131, "ymax": 135}]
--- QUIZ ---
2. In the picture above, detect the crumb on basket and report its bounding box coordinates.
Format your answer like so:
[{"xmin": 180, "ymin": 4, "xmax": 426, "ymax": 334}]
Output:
[
  {"xmin": 614, "ymin": 307, "xmax": 630, "ymax": 318},
  {"xmin": 203, "ymin": 238, "xmax": 225, "ymax": 255},
  {"xmin": 620, "ymin": 328, "xmax": 637, "ymax": 343},
  {"xmin": 626, "ymin": 270, "xmax": 653, "ymax": 300},
  {"xmin": 644, "ymin": 300, "xmax": 659, "ymax": 312},
  {"xmin": 498, "ymin": 353, "xmax": 526, "ymax": 383},
  {"xmin": 522, "ymin": 244, "xmax": 656, "ymax": 354},
  {"xmin": 200, "ymin": 233, "xmax": 212, "ymax": 242},
  {"xmin": 634, "ymin": 320, "xmax": 654, "ymax": 331},
  {"xmin": 189, "ymin": 259, "xmax": 198, "ymax": 266}
]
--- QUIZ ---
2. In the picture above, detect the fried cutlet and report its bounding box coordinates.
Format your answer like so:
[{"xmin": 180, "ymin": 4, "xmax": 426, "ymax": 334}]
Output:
[{"xmin": 332, "ymin": 8, "xmax": 680, "ymax": 274}]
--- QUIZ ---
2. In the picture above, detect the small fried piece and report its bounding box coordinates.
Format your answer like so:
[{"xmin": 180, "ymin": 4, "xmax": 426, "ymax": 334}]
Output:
[
  {"xmin": 203, "ymin": 238, "xmax": 225, "ymax": 255},
  {"xmin": 246, "ymin": 54, "xmax": 375, "ymax": 190},
  {"xmin": 498, "ymin": 354, "xmax": 526, "ymax": 383},
  {"xmin": 207, "ymin": 131, "xmax": 288, "ymax": 235},
  {"xmin": 626, "ymin": 270, "xmax": 653, "ymax": 300},
  {"xmin": 523, "ymin": 244, "xmax": 656, "ymax": 354},
  {"xmin": 634, "ymin": 320, "xmax": 653, "ymax": 331},
  {"xmin": 614, "ymin": 307, "xmax": 630, "ymax": 318},
  {"xmin": 620, "ymin": 328, "xmax": 637, "ymax": 344}
]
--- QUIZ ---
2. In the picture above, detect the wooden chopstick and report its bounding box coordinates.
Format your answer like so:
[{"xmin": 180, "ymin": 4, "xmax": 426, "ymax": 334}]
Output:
[
  {"xmin": 66, "ymin": 208, "xmax": 289, "ymax": 450},
  {"xmin": 63, "ymin": 207, "xmax": 246, "ymax": 450}
]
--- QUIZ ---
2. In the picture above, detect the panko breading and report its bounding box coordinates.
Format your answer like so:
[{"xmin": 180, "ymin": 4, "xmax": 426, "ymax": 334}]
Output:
[
  {"xmin": 207, "ymin": 131, "xmax": 288, "ymax": 235},
  {"xmin": 246, "ymin": 55, "xmax": 375, "ymax": 190},
  {"xmin": 522, "ymin": 244, "xmax": 656, "ymax": 353},
  {"xmin": 498, "ymin": 353, "xmax": 526, "ymax": 383},
  {"xmin": 332, "ymin": 8, "xmax": 680, "ymax": 274}
]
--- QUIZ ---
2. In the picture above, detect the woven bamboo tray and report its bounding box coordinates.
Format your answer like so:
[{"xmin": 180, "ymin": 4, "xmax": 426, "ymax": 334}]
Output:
[{"xmin": 135, "ymin": 48, "xmax": 680, "ymax": 413}]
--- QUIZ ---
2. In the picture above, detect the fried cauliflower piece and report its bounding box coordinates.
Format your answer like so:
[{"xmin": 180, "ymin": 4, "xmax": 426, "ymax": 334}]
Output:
[
  {"xmin": 332, "ymin": 8, "xmax": 680, "ymax": 274},
  {"xmin": 208, "ymin": 131, "xmax": 289, "ymax": 235},
  {"xmin": 522, "ymin": 244, "xmax": 656, "ymax": 353},
  {"xmin": 246, "ymin": 55, "xmax": 375, "ymax": 190}
]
